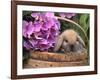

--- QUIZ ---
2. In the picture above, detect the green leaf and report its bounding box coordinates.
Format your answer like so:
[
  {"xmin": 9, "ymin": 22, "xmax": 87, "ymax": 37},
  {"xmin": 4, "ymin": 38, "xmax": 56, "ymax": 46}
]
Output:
[
  {"xmin": 72, "ymin": 14, "xmax": 80, "ymax": 24},
  {"xmin": 23, "ymin": 11, "xmax": 33, "ymax": 16},
  {"xmin": 60, "ymin": 20, "xmax": 70, "ymax": 32},
  {"xmin": 79, "ymin": 14, "xmax": 89, "ymax": 32}
]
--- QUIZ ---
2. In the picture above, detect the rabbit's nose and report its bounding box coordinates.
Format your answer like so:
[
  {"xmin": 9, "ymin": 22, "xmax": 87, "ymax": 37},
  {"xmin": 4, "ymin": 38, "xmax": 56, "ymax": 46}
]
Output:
[{"xmin": 70, "ymin": 44, "xmax": 74, "ymax": 51}]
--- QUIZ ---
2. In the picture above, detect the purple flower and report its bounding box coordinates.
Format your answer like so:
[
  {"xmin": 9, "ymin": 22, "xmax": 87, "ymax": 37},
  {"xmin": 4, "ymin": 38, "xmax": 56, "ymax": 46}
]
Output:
[
  {"xmin": 43, "ymin": 12, "xmax": 55, "ymax": 18},
  {"xmin": 59, "ymin": 13, "xmax": 76, "ymax": 18},
  {"xmin": 23, "ymin": 40, "xmax": 33, "ymax": 50},
  {"xmin": 33, "ymin": 21, "xmax": 42, "ymax": 32},
  {"xmin": 23, "ymin": 12, "xmax": 60, "ymax": 51},
  {"xmin": 22, "ymin": 21, "xmax": 34, "ymax": 38},
  {"xmin": 22, "ymin": 21, "xmax": 29, "ymax": 37}
]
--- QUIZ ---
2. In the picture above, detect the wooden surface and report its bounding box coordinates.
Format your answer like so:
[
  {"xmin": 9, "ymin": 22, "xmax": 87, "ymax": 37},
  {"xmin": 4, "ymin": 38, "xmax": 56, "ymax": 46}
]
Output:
[
  {"xmin": 24, "ymin": 51, "xmax": 88, "ymax": 68},
  {"xmin": 30, "ymin": 51, "xmax": 87, "ymax": 62},
  {"xmin": 24, "ymin": 58, "xmax": 87, "ymax": 68}
]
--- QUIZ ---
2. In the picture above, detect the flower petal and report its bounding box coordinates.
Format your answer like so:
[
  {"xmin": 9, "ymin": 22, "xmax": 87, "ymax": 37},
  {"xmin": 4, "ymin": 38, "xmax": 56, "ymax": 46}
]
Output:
[
  {"xmin": 44, "ymin": 12, "xmax": 55, "ymax": 18},
  {"xmin": 59, "ymin": 13, "xmax": 76, "ymax": 18},
  {"xmin": 23, "ymin": 40, "xmax": 33, "ymax": 50},
  {"xmin": 27, "ymin": 21, "xmax": 34, "ymax": 38},
  {"xmin": 22, "ymin": 20, "xmax": 29, "ymax": 37}
]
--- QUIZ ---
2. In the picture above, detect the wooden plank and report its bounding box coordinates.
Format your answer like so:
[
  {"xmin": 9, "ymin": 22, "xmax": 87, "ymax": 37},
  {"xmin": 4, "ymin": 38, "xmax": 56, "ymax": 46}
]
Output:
[
  {"xmin": 25, "ymin": 58, "xmax": 88, "ymax": 68},
  {"xmin": 30, "ymin": 51, "xmax": 87, "ymax": 62}
]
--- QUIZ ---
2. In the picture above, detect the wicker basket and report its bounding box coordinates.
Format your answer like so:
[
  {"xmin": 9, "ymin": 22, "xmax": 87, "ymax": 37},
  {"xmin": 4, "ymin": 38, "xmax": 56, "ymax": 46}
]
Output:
[{"xmin": 24, "ymin": 50, "xmax": 88, "ymax": 68}]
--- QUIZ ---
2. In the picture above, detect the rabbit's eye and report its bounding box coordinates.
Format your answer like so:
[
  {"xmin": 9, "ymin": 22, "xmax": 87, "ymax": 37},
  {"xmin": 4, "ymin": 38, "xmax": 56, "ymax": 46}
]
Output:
[
  {"xmin": 65, "ymin": 40, "xmax": 68, "ymax": 42},
  {"xmin": 77, "ymin": 38, "xmax": 79, "ymax": 41}
]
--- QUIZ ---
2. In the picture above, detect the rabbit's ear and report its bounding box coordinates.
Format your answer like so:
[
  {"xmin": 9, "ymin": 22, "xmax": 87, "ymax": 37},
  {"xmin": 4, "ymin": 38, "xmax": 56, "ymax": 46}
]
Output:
[
  {"xmin": 77, "ymin": 34, "xmax": 85, "ymax": 47},
  {"xmin": 54, "ymin": 35, "xmax": 63, "ymax": 52}
]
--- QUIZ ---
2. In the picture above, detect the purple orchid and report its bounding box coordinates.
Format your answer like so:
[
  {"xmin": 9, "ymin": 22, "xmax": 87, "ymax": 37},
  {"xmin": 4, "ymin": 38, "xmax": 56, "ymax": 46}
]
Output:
[
  {"xmin": 23, "ymin": 12, "xmax": 60, "ymax": 51},
  {"xmin": 59, "ymin": 13, "xmax": 76, "ymax": 18}
]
